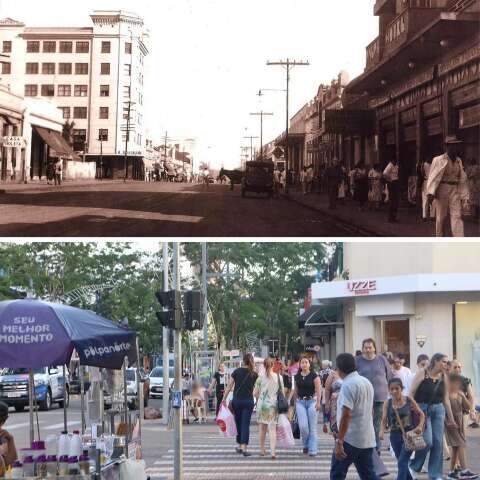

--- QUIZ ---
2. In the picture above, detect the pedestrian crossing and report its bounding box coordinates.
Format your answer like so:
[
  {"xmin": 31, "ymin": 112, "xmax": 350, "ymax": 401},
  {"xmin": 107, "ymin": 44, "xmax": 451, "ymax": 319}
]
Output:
[{"xmin": 146, "ymin": 430, "xmax": 399, "ymax": 480}]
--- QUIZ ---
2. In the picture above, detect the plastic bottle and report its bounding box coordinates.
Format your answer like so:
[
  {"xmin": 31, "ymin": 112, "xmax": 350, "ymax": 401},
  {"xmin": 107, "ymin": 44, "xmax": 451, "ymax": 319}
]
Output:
[
  {"xmin": 46, "ymin": 454, "xmax": 58, "ymax": 477},
  {"xmin": 10, "ymin": 461, "xmax": 23, "ymax": 479},
  {"xmin": 36, "ymin": 455, "xmax": 47, "ymax": 478},
  {"xmin": 58, "ymin": 431, "xmax": 70, "ymax": 459},
  {"xmin": 68, "ymin": 456, "xmax": 80, "ymax": 475},
  {"xmin": 58, "ymin": 455, "xmax": 70, "ymax": 475},
  {"xmin": 22, "ymin": 456, "xmax": 35, "ymax": 477},
  {"xmin": 69, "ymin": 430, "xmax": 82, "ymax": 458},
  {"xmin": 79, "ymin": 452, "xmax": 91, "ymax": 475}
]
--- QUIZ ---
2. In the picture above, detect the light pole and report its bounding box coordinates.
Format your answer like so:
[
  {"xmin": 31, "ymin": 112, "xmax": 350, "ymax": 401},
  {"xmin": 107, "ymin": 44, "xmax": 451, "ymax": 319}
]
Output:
[
  {"xmin": 249, "ymin": 112, "xmax": 273, "ymax": 161},
  {"xmin": 266, "ymin": 59, "xmax": 309, "ymax": 190}
]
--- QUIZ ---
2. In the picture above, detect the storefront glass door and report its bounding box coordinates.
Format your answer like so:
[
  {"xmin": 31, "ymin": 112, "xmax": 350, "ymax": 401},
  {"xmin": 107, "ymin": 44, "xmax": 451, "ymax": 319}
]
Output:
[{"xmin": 382, "ymin": 319, "xmax": 410, "ymax": 367}]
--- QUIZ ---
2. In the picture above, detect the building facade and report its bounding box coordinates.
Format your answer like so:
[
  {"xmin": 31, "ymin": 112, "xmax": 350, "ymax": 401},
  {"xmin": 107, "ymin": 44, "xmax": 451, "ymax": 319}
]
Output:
[
  {"xmin": 340, "ymin": 0, "xmax": 480, "ymax": 191},
  {"xmin": 303, "ymin": 242, "xmax": 480, "ymax": 396},
  {"xmin": 0, "ymin": 11, "xmax": 149, "ymax": 179}
]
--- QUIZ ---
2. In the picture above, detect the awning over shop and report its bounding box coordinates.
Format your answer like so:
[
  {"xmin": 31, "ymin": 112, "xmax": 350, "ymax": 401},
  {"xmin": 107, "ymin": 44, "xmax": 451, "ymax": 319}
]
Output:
[
  {"xmin": 33, "ymin": 125, "xmax": 78, "ymax": 159},
  {"xmin": 275, "ymin": 132, "xmax": 305, "ymax": 147},
  {"xmin": 298, "ymin": 304, "xmax": 343, "ymax": 330},
  {"xmin": 325, "ymin": 109, "xmax": 375, "ymax": 136}
]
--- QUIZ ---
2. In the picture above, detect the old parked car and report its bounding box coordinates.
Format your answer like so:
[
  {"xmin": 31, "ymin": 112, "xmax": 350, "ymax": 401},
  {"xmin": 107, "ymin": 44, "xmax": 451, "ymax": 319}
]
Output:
[{"xmin": 241, "ymin": 161, "xmax": 274, "ymax": 198}]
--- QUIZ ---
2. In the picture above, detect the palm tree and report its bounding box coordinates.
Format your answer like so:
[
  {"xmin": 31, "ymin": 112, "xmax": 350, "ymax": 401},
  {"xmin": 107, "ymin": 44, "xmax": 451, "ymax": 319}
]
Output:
[{"xmin": 62, "ymin": 121, "xmax": 75, "ymax": 148}]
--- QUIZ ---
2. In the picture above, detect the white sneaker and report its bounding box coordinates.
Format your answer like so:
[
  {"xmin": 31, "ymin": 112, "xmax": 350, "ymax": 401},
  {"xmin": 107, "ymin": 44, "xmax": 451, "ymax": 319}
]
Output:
[{"xmin": 408, "ymin": 466, "xmax": 419, "ymax": 479}]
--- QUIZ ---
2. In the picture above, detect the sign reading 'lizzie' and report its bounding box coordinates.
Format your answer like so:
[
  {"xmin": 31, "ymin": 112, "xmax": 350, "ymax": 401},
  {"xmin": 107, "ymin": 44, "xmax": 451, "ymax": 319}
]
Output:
[{"xmin": 347, "ymin": 280, "xmax": 377, "ymax": 296}]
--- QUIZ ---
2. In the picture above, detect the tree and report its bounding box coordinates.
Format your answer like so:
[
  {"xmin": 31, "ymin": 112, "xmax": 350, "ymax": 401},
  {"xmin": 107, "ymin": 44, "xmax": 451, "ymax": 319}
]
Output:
[{"xmin": 62, "ymin": 121, "xmax": 75, "ymax": 147}]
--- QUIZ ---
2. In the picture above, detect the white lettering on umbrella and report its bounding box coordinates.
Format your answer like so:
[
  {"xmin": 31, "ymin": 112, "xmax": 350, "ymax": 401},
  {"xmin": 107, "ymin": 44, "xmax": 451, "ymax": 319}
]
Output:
[
  {"xmin": 84, "ymin": 342, "xmax": 131, "ymax": 359},
  {"xmin": 0, "ymin": 333, "xmax": 53, "ymax": 343}
]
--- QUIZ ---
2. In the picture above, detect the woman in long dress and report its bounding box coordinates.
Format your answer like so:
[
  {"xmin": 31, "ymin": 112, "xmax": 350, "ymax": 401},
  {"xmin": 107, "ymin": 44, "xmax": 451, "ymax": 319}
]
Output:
[{"xmin": 254, "ymin": 357, "xmax": 283, "ymax": 459}]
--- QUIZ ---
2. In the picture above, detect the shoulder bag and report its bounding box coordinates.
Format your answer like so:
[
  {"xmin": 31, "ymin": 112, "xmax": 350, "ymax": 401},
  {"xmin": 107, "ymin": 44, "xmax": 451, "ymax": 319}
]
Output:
[
  {"xmin": 277, "ymin": 373, "xmax": 289, "ymax": 414},
  {"xmin": 393, "ymin": 403, "xmax": 426, "ymax": 452}
]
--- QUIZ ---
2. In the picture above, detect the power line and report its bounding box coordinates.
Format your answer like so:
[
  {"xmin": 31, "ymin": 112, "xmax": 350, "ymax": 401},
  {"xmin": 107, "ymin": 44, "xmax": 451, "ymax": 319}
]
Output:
[{"xmin": 249, "ymin": 112, "xmax": 273, "ymax": 161}]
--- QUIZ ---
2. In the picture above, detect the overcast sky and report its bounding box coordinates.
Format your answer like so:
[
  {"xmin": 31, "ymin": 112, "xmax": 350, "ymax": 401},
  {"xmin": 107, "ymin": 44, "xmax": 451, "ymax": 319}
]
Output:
[{"xmin": 3, "ymin": 0, "xmax": 378, "ymax": 169}]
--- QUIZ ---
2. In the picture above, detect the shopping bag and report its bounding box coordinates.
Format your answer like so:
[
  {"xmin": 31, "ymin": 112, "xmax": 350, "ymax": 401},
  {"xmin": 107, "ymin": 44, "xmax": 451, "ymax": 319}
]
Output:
[
  {"xmin": 216, "ymin": 404, "xmax": 237, "ymax": 438},
  {"xmin": 276, "ymin": 414, "xmax": 295, "ymax": 448}
]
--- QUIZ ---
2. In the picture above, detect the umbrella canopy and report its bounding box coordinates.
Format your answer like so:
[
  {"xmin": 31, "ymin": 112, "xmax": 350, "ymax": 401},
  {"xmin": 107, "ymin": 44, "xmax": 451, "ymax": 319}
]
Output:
[{"xmin": 0, "ymin": 300, "xmax": 136, "ymax": 369}]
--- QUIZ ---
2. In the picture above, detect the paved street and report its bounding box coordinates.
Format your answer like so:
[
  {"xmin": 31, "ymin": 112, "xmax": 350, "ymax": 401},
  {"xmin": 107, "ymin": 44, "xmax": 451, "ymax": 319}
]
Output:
[{"xmin": 0, "ymin": 181, "xmax": 376, "ymax": 237}]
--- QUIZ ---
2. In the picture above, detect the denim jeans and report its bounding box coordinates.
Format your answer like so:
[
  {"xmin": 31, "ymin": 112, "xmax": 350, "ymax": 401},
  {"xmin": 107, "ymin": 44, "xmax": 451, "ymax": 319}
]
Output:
[
  {"xmin": 330, "ymin": 441, "xmax": 380, "ymax": 480},
  {"xmin": 296, "ymin": 399, "xmax": 318, "ymax": 454},
  {"xmin": 389, "ymin": 430, "xmax": 413, "ymax": 480},
  {"xmin": 231, "ymin": 398, "xmax": 254, "ymax": 446},
  {"xmin": 409, "ymin": 402, "xmax": 445, "ymax": 479},
  {"xmin": 373, "ymin": 401, "xmax": 384, "ymax": 451}
]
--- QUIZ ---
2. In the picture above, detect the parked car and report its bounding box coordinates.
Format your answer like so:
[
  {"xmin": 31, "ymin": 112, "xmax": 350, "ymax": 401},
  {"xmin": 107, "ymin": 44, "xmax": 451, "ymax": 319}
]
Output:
[
  {"xmin": 0, "ymin": 366, "xmax": 69, "ymax": 412},
  {"xmin": 103, "ymin": 368, "xmax": 150, "ymax": 411},
  {"xmin": 149, "ymin": 366, "xmax": 174, "ymax": 399},
  {"xmin": 241, "ymin": 161, "xmax": 274, "ymax": 198}
]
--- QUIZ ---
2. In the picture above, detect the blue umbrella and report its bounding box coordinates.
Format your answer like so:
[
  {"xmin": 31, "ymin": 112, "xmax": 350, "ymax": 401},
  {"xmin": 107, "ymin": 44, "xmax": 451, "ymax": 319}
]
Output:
[{"xmin": 0, "ymin": 299, "xmax": 137, "ymax": 369}]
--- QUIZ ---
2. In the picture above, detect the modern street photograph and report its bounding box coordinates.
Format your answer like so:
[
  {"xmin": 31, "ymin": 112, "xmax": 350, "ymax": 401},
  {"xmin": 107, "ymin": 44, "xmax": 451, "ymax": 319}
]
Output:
[
  {"xmin": 0, "ymin": 1, "xmax": 478, "ymax": 236},
  {"xmin": 0, "ymin": 241, "xmax": 479, "ymax": 480}
]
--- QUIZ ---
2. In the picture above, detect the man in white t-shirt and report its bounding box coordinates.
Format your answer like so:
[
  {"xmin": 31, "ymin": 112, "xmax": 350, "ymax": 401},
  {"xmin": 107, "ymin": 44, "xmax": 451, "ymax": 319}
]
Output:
[{"xmin": 391, "ymin": 353, "xmax": 412, "ymax": 395}]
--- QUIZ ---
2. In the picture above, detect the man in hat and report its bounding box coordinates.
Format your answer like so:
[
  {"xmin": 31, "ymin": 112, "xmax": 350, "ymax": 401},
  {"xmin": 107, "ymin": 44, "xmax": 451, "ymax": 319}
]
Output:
[{"xmin": 426, "ymin": 135, "xmax": 469, "ymax": 237}]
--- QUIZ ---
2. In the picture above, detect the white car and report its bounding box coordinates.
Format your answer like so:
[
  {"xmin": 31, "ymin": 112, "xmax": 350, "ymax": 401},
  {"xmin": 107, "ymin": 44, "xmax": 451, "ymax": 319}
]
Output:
[{"xmin": 149, "ymin": 366, "xmax": 174, "ymax": 399}]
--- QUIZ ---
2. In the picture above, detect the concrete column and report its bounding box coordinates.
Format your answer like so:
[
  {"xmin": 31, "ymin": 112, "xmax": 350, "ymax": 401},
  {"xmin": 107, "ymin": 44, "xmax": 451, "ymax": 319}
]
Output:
[{"xmin": 335, "ymin": 327, "xmax": 345, "ymax": 360}]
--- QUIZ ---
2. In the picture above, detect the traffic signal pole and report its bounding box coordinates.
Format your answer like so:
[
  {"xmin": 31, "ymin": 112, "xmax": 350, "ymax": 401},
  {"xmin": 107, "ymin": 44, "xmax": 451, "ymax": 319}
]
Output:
[
  {"xmin": 173, "ymin": 243, "xmax": 183, "ymax": 480},
  {"xmin": 162, "ymin": 242, "xmax": 170, "ymax": 425}
]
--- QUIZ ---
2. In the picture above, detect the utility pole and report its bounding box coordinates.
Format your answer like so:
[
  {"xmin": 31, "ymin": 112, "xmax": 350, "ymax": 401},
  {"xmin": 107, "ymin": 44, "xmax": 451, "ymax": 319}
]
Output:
[
  {"xmin": 173, "ymin": 243, "xmax": 183, "ymax": 480},
  {"xmin": 249, "ymin": 111, "xmax": 273, "ymax": 161},
  {"xmin": 201, "ymin": 243, "xmax": 208, "ymax": 350},
  {"xmin": 243, "ymin": 136, "xmax": 259, "ymax": 162},
  {"xmin": 266, "ymin": 59, "xmax": 309, "ymax": 190},
  {"xmin": 162, "ymin": 242, "xmax": 170, "ymax": 425}
]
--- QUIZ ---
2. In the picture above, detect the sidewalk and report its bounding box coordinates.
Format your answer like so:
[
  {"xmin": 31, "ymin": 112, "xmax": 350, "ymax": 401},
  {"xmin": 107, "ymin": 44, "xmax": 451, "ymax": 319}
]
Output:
[{"xmin": 284, "ymin": 188, "xmax": 479, "ymax": 237}]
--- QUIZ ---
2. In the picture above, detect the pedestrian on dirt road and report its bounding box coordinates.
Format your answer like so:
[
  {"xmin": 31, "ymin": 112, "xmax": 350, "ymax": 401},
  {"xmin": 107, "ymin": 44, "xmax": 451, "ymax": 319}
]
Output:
[
  {"xmin": 54, "ymin": 157, "xmax": 63, "ymax": 186},
  {"xmin": 221, "ymin": 353, "xmax": 258, "ymax": 457},
  {"xmin": 383, "ymin": 158, "xmax": 400, "ymax": 223}
]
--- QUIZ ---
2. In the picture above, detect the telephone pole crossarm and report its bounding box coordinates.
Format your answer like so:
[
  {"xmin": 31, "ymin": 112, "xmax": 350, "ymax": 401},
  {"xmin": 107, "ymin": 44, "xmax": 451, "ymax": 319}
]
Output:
[{"xmin": 249, "ymin": 112, "xmax": 273, "ymax": 161}]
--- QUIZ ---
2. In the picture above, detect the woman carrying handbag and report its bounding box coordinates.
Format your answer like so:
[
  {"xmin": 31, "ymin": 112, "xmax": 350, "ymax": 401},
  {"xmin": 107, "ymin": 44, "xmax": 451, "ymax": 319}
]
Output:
[{"xmin": 380, "ymin": 378, "xmax": 425, "ymax": 480}]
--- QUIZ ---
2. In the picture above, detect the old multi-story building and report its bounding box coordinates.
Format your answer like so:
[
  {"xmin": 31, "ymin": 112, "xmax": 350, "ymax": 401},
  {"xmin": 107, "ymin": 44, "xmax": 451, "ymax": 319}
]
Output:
[
  {"xmin": 339, "ymin": 0, "xmax": 480, "ymax": 190},
  {"xmin": 0, "ymin": 11, "xmax": 149, "ymax": 179}
]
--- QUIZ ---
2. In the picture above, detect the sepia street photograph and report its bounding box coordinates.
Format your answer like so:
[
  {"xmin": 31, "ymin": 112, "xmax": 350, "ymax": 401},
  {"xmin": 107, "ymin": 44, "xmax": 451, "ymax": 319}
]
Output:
[{"xmin": 0, "ymin": 0, "xmax": 478, "ymax": 237}]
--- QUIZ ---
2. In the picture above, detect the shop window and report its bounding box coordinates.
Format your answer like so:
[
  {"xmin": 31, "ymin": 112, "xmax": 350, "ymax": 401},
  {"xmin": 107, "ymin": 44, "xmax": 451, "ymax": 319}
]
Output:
[
  {"xmin": 59, "ymin": 41, "xmax": 73, "ymax": 53},
  {"xmin": 75, "ymin": 63, "xmax": 89, "ymax": 75},
  {"xmin": 26, "ymin": 41, "xmax": 40, "ymax": 53},
  {"xmin": 59, "ymin": 63, "xmax": 72, "ymax": 75},
  {"xmin": 43, "ymin": 41, "xmax": 56, "ymax": 53},
  {"xmin": 41, "ymin": 84, "xmax": 55, "ymax": 97},
  {"xmin": 24, "ymin": 84, "xmax": 38, "ymax": 97},
  {"xmin": 26, "ymin": 63, "xmax": 39, "ymax": 74},
  {"xmin": 383, "ymin": 319, "xmax": 410, "ymax": 366},
  {"xmin": 101, "ymin": 41, "xmax": 111, "ymax": 54},
  {"xmin": 76, "ymin": 42, "xmax": 89, "ymax": 54},
  {"xmin": 42, "ymin": 63, "xmax": 55, "ymax": 75},
  {"xmin": 3, "ymin": 41, "xmax": 11, "ymax": 53}
]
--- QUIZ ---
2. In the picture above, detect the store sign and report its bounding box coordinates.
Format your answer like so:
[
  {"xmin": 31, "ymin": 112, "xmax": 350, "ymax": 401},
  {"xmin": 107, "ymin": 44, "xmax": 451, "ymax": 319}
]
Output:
[
  {"xmin": 223, "ymin": 349, "xmax": 240, "ymax": 358},
  {"xmin": 347, "ymin": 280, "xmax": 377, "ymax": 296},
  {"xmin": 390, "ymin": 67, "xmax": 435, "ymax": 100},
  {"xmin": 305, "ymin": 345, "xmax": 321, "ymax": 353},
  {"xmin": 324, "ymin": 109, "xmax": 375, "ymax": 135},
  {"xmin": 459, "ymin": 104, "xmax": 480, "ymax": 129},
  {"xmin": 2, "ymin": 136, "xmax": 26, "ymax": 148},
  {"xmin": 438, "ymin": 45, "xmax": 480, "ymax": 76}
]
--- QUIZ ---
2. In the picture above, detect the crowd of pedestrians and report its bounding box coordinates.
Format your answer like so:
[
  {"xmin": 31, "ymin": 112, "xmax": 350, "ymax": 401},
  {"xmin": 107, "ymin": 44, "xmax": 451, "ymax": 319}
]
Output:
[{"xmin": 211, "ymin": 341, "xmax": 478, "ymax": 480}]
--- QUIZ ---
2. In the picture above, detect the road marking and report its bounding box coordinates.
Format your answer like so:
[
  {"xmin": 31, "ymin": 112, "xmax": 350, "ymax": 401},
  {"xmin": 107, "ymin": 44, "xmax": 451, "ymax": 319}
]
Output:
[
  {"xmin": 6, "ymin": 421, "xmax": 41, "ymax": 431},
  {"xmin": 44, "ymin": 421, "xmax": 81, "ymax": 431}
]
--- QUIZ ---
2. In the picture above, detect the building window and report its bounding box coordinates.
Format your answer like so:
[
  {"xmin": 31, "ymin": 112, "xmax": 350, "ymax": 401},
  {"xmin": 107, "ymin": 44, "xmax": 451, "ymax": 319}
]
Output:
[
  {"xmin": 101, "ymin": 41, "xmax": 111, "ymax": 54},
  {"xmin": 124, "ymin": 64, "xmax": 131, "ymax": 76},
  {"xmin": 100, "ymin": 85, "xmax": 110, "ymax": 97},
  {"xmin": 59, "ymin": 107, "xmax": 71, "ymax": 119},
  {"xmin": 3, "ymin": 41, "xmax": 11, "ymax": 53},
  {"xmin": 100, "ymin": 63, "xmax": 110, "ymax": 75},
  {"xmin": 26, "ymin": 41, "xmax": 40, "ymax": 53},
  {"xmin": 59, "ymin": 63, "xmax": 72, "ymax": 75},
  {"xmin": 99, "ymin": 129, "xmax": 108, "ymax": 142},
  {"xmin": 75, "ymin": 63, "xmax": 89, "ymax": 75},
  {"xmin": 125, "ymin": 42, "xmax": 132, "ymax": 54},
  {"xmin": 76, "ymin": 41, "xmax": 89, "ymax": 53},
  {"xmin": 24, "ymin": 84, "xmax": 38, "ymax": 96},
  {"xmin": 73, "ymin": 107, "xmax": 88, "ymax": 119},
  {"xmin": 123, "ymin": 86, "xmax": 131, "ymax": 98},
  {"xmin": 1, "ymin": 63, "xmax": 11, "ymax": 74},
  {"xmin": 73, "ymin": 129, "xmax": 87, "ymax": 152},
  {"xmin": 41, "ymin": 84, "xmax": 55, "ymax": 97},
  {"xmin": 74, "ymin": 85, "xmax": 88, "ymax": 97},
  {"xmin": 99, "ymin": 107, "xmax": 109, "ymax": 119},
  {"xmin": 59, "ymin": 41, "xmax": 73, "ymax": 53},
  {"xmin": 26, "ymin": 63, "xmax": 39, "ymax": 74},
  {"xmin": 42, "ymin": 63, "xmax": 55, "ymax": 75},
  {"xmin": 58, "ymin": 85, "xmax": 71, "ymax": 97},
  {"xmin": 43, "ymin": 41, "xmax": 56, "ymax": 53}
]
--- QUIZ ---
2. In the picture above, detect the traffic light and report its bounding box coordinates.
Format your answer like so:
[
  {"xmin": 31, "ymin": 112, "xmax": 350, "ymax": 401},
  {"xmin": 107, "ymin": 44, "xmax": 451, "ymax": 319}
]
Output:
[
  {"xmin": 183, "ymin": 291, "xmax": 204, "ymax": 331},
  {"xmin": 155, "ymin": 290, "xmax": 183, "ymax": 330}
]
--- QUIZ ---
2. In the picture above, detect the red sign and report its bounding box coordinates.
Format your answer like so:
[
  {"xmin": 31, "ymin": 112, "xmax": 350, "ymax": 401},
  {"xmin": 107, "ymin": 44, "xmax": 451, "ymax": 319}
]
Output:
[{"xmin": 347, "ymin": 280, "xmax": 377, "ymax": 296}]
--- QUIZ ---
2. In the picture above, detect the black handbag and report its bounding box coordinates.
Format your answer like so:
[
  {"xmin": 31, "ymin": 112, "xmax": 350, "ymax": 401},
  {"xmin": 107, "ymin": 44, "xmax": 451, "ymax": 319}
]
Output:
[
  {"xmin": 291, "ymin": 412, "xmax": 301, "ymax": 439},
  {"xmin": 277, "ymin": 373, "xmax": 289, "ymax": 414}
]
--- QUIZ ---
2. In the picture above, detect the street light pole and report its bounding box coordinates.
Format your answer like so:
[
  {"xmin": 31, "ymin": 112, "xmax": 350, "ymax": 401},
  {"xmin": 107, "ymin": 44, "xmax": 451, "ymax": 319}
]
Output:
[
  {"xmin": 173, "ymin": 243, "xmax": 183, "ymax": 480},
  {"xmin": 266, "ymin": 59, "xmax": 309, "ymax": 190},
  {"xmin": 201, "ymin": 243, "xmax": 208, "ymax": 350},
  {"xmin": 162, "ymin": 242, "xmax": 170, "ymax": 425},
  {"xmin": 249, "ymin": 112, "xmax": 273, "ymax": 161}
]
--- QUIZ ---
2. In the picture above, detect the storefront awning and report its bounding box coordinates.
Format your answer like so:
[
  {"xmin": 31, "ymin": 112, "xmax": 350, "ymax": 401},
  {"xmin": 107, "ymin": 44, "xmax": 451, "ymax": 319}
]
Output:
[
  {"xmin": 298, "ymin": 304, "xmax": 343, "ymax": 330},
  {"xmin": 324, "ymin": 109, "xmax": 375, "ymax": 135},
  {"xmin": 33, "ymin": 126, "xmax": 77, "ymax": 159}
]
